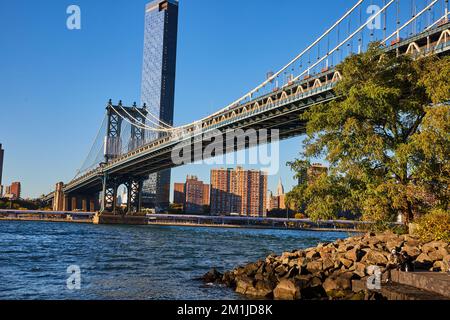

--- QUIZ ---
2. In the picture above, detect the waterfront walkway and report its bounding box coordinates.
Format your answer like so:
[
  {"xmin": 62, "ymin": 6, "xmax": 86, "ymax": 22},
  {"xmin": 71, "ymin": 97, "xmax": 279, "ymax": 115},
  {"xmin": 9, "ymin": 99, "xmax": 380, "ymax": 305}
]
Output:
[{"xmin": 0, "ymin": 209, "xmax": 399, "ymax": 232}]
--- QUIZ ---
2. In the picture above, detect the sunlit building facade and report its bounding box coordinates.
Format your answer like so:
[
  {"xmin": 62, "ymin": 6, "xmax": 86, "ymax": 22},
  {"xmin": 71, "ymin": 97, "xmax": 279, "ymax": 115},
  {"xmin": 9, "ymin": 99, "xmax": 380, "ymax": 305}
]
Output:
[{"xmin": 210, "ymin": 168, "xmax": 267, "ymax": 217}]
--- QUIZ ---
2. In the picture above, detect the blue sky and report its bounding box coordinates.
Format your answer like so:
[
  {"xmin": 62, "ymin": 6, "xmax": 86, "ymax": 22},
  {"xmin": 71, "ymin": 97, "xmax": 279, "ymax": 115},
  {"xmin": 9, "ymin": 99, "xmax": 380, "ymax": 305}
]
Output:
[{"xmin": 0, "ymin": 0, "xmax": 352, "ymax": 199}]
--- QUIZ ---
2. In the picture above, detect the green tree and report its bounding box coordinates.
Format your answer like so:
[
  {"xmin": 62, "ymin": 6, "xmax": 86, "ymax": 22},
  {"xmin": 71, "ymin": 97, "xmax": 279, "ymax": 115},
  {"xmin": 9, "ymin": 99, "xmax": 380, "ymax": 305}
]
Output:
[{"xmin": 287, "ymin": 43, "xmax": 450, "ymax": 223}]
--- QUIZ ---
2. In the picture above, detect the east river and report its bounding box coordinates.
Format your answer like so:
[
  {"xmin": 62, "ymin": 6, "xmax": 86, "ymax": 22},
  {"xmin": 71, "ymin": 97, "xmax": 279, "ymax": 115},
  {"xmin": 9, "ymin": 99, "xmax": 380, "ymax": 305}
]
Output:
[{"xmin": 0, "ymin": 220, "xmax": 347, "ymax": 299}]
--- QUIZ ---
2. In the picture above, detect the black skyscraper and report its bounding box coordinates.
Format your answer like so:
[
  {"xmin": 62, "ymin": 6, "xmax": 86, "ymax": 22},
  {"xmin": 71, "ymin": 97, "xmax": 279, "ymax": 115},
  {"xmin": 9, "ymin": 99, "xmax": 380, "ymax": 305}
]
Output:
[{"xmin": 140, "ymin": 0, "xmax": 179, "ymax": 212}]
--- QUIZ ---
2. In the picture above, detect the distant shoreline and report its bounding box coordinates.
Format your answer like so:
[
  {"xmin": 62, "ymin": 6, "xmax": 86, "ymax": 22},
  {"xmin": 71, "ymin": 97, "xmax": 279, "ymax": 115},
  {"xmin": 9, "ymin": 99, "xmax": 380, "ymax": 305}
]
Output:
[
  {"xmin": 0, "ymin": 216, "xmax": 359, "ymax": 233},
  {"xmin": 147, "ymin": 221, "xmax": 358, "ymax": 233}
]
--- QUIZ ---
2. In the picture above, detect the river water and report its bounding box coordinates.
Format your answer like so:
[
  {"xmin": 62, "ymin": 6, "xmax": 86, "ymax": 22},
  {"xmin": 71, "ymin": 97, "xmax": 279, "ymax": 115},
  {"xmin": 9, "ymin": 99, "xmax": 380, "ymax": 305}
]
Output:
[{"xmin": 0, "ymin": 221, "xmax": 347, "ymax": 300}]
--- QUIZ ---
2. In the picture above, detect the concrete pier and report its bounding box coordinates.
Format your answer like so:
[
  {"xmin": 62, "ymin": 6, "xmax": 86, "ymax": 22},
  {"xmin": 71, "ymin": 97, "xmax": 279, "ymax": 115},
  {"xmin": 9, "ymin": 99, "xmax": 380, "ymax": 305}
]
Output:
[{"xmin": 93, "ymin": 213, "xmax": 148, "ymax": 225}]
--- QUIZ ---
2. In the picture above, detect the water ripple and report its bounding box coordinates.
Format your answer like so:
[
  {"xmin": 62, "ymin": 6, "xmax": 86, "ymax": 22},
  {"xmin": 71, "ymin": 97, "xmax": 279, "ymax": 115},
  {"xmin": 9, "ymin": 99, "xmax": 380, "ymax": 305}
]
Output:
[{"xmin": 0, "ymin": 221, "xmax": 347, "ymax": 300}]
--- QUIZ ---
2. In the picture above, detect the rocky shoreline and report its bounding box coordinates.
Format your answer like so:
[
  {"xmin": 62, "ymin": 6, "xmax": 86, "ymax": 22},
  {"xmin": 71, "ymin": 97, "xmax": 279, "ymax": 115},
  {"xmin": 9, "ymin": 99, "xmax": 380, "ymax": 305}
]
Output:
[{"xmin": 203, "ymin": 232, "xmax": 449, "ymax": 300}]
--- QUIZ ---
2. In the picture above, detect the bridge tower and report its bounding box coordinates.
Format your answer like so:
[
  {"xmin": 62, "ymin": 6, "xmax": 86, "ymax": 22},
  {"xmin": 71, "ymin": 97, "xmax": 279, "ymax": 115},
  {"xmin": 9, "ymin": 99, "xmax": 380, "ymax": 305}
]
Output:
[
  {"xmin": 101, "ymin": 100, "xmax": 148, "ymax": 216},
  {"xmin": 52, "ymin": 182, "xmax": 65, "ymax": 211}
]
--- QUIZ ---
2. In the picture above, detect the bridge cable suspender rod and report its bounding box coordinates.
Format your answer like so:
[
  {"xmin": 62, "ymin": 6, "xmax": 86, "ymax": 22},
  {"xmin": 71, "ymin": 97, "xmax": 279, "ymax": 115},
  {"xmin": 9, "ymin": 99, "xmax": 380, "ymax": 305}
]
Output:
[
  {"xmin": 195, "ymin": 0, "xmax": 367, "ymax": 121},
  {"xmin": 294, "ymin": 0, "xmax": 441, "ymax": 83},
  {"xmin": 292, "ymin": 0, "xmax": 396, "ymax": 82},
  {"xmin": 385, "ymin": 0, "xmax": 439, "ymax": 41},
  {"xmin": 426, "ymin": 1, "xmax": 450, "ymax": 29}
]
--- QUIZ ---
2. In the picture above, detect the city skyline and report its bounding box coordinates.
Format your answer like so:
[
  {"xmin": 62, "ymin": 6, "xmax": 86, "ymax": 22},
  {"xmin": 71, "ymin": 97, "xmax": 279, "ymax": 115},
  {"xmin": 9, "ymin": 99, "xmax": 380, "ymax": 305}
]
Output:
[{"xmin": 0, "ymin": 0, "xmax": 335, "ymax": 199}]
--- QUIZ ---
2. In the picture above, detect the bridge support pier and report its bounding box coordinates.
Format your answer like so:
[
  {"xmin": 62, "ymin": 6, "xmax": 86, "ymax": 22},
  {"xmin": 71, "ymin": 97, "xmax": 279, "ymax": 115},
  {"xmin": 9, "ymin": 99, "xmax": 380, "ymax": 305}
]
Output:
[
  {"xmin": 100, "ymin": 174, "xmax": 118, "ymax": 214},
  {"xmin": 63, "ymin": 195, "xmax": 69, "ymax": 211},
  {"xmin": 125, "ymin": 178, "xmax": 144, "ymax": 215},
  {"xmin": 100, "ymin": 175, "xmax": 145, "ymax": 215},
  {"xmin": 52, "ymin": 182, "xmax": 65, "ymax": 211},
  {"xmin": 98, "ymin": 173, "xmax": 145, "ymax": 221},
  {"xmin": 82, "ymin": 198, "xmax": 87, "ymax": 212},
  {"xmin": 71, "ymin": 197, "xmax": 77, "ymax": 212},
  {"xmin": 89, "ymin": 198, "xmax": 96, "ymax": 212}
]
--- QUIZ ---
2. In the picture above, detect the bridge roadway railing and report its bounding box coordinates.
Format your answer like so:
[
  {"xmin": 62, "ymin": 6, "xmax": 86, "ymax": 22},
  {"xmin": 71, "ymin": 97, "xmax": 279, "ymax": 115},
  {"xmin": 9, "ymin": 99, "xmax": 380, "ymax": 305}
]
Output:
[{"xmin": 63, "ymin": 23, "xmax": 450, "ymax": 194}]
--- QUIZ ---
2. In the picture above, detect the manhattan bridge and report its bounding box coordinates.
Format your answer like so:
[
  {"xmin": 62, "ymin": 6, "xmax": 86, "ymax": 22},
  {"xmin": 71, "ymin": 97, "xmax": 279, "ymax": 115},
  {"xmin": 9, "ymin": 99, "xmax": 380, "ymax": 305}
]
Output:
[{"xmin": 44, "ymin": 0, "xmax": 450, "ymax": 219}]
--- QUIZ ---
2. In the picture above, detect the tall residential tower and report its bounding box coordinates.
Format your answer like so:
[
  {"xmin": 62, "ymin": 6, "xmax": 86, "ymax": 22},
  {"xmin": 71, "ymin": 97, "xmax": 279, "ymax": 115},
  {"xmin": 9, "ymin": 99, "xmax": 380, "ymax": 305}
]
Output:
[
  {"xmin": 140, "ymin": 0, "xmax": 179, "ymax": 212},
  {"xmin": 0, "ymin": 144, "xmax": 4, "ymax": 196},
  {"xmin": 210, "ymin": 168, "xmax": 267, "ymax": 217}
]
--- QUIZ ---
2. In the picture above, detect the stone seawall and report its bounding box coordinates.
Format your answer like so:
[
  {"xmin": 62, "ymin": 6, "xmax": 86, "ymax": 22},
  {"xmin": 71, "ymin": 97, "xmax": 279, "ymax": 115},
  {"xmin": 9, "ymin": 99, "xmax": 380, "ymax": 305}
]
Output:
[{"xmin": 203, "ymin": 232, "xmax": 449, "ymax": 300}]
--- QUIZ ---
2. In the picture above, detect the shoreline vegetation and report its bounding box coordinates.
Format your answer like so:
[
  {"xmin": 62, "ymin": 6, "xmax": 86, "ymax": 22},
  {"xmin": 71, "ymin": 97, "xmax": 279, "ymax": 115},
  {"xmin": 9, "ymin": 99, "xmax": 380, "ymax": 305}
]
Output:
[{"xmin": 202, "ymin": 231, "xmax": 450, "ymax": 300}]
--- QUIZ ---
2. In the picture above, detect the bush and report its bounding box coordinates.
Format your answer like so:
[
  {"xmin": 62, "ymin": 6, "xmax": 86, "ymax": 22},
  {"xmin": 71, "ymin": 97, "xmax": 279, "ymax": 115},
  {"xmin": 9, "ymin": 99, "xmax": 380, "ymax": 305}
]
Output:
[
  {"xmin": 415, "ymin": 209, "xmax": 450, "ymax": 242},
  {"xmin": 295, "ymin": 213, "xmax": 306, "ymax": 219}
]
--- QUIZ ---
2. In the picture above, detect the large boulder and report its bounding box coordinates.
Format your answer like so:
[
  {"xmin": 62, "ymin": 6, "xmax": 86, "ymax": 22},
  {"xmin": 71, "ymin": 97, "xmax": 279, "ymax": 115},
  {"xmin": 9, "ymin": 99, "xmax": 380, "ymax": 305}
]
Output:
[
  {"xmin": 443, "ymin": 255, "xmax": 450, "ymax": 272},
  {"xmin": 202, "ymin": 268, "xmax": 223, "ymax": 283},
  {"xmin": 235, "ymin": 276, "xmax": 255, "ymax": 295},
  {"xmin": 283, "ymin": 266, "xmax": 300, "ymax": 279},
  {"xmin": 288, "ymin": 257, "xmax": 307, "ymax": 269},
  {"xmin": 306, "ymin": 261, "xmax": 323, "ymax": 274},
  {"xmin": 401, "ymin": 245, "xmax": 421, "ymax": 259},
  {"xmin": 386, "ymin": 239, "xmax": 404, "ymax": 252},
  {"xmin": 222, "ymin": 271, "xmax": 235, "ymax": 287},
  {"xmin": 273, "ymin": 279, "xmax": 301, "ymax": 300},
  {"xmin": 353, "ymin": 262, "xmax": 367, "ymax": 278},
  {"xmin": 362, "ymin": 249, "xmax": 388, "ymax": 266},
  {"xmin": 280, "ymin": 251, "xmax": 300, "ymax": 265},
  {"xmin": 274, "ymin": 264, "xmax": 288, "ymax": 277},
  {"xmin": 322, "ymin": 257, "xmax": 335, "ymax": 271},
  {"xmin": 248, "ymin": 280, "xmax": 275, "ymax": 298},
  {"xmin": 402, "ymin": 235, "xmax": 420, "ymax": 247},
  {"xmin": 322, "ymin": 272, "xmax": 354, "ymax": 293},
  {"xmin": 339, "ymin": 257, "xmax": 353, "ymax": 269},
  {"xmin": 414, "ymin": 253, "xmax": 434, "ymax": 270},
  {"xmin": 427, "ymin": 247, "xmax": 448, "ymax": 261},
  {"xmin": 421, "ymin": 241, "xmax": 449, "ymax": 254},
  {"xmin": 306, "ymin": 250, "xmax": 320, "ymax": 260},
  {"xmin": 244, "ymin": 261, "xmax": 263, "ymax": 277},
  {"xmin": 345, "ymin": 248, "xmax": 365, "ymax": 262}
]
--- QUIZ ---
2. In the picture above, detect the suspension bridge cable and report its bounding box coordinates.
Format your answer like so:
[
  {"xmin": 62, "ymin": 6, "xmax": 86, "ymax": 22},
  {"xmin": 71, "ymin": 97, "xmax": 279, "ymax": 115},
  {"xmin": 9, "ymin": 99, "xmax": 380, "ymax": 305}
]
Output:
[
  {"xmin": 134, "ymin": 107, "xmax": 173, "ymax": 130},
  {"xmin": 385, "ymin": 0, "xmax": 439, "ymax": 41},
  {"xmin": 194, "ymin": 0, "xmax": 366, "ymax": 122},
  {"xmin": 74, "ymin": 116, "xmax": 107, "ymax": 177},
  {"xmin": 143, "ymin": 107, "xmax": 174, "ymax": 128},
  {"xmin": 292, "ymin": 0, "xmax": 396, "ymax": 82},
  {"xmin": 111, "ymin": 104, "xmax": 174, "ymax": 133}
]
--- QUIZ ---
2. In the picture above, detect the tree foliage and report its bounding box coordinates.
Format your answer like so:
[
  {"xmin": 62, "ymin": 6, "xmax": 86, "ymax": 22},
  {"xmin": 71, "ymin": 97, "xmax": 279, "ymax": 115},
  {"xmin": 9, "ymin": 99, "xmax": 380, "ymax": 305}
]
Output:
[
  {"xmin": 415, "ymin": 209, "xmax": 450, "ymax": 243},
  {"xmin": 287, "ymin": 44, "xmax": 450, "ymax": 223}
]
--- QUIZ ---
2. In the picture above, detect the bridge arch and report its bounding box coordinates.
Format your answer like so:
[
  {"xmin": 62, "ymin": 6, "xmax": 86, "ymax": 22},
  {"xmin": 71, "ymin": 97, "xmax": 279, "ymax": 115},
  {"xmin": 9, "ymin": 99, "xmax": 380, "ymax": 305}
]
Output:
[
  {"xmin": 313, "ymin": 78, "xmax": 322, "ymax": 89},
  {"xmin": 436, "ymin": 29, "xmax": 450, "ymax": 48},
  {"xmin": 406, "ymin": 42, "xmax": 421, "ymax": 55}
]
